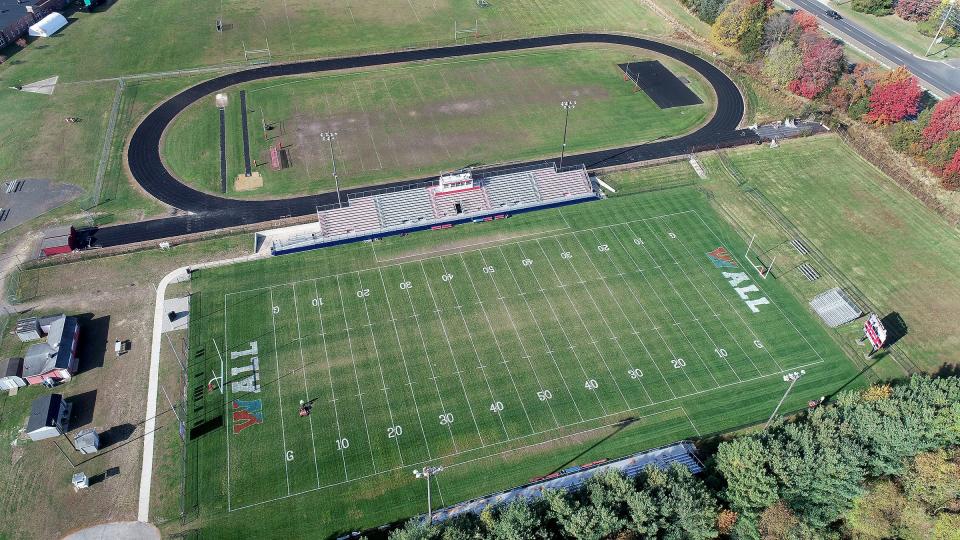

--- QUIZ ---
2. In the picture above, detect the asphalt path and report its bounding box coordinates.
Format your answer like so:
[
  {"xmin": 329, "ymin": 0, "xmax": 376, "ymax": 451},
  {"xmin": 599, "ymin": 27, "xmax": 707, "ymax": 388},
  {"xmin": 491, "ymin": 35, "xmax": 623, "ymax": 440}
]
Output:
[
  {"xmin": 94, "ymin": 33, "xmax": 756, "ymax": 248},
  {"xmin": 787, "ymin": 0, "xmax": 959, "ymax": 97}
]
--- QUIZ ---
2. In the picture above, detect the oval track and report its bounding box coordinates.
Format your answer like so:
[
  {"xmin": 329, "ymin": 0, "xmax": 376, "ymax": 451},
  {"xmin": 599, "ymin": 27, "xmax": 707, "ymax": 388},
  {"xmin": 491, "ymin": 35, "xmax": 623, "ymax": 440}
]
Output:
[{"xmin": 98, "ymin": 33, "xmax": 756, "ymax": 247}]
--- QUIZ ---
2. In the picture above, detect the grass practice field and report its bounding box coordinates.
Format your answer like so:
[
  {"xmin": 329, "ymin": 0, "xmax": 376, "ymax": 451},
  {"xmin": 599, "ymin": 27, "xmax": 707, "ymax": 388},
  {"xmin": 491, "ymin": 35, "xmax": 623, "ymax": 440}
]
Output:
[
  {"xmin": 163, "ymin": 47, "xmax": 713, "ymax": 198},
  {"xmin": 185, "ymin": 186, "xmax": 861, "ymax": 537}
]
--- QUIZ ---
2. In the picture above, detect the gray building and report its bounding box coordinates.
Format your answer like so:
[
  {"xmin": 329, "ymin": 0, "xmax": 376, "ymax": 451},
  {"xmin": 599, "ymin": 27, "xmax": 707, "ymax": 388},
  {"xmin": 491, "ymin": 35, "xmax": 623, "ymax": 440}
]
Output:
[{"xmin": 26, "ymin": 393, "xmax": 70, "ymax": 441}]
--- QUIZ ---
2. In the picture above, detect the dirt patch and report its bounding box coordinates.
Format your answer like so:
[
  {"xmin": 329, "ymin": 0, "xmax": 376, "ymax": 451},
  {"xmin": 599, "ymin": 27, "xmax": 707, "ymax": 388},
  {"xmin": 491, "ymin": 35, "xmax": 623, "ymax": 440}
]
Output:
[{"xmin": 235, "ymin": 172, "xmax": 264, "ymax": 192}]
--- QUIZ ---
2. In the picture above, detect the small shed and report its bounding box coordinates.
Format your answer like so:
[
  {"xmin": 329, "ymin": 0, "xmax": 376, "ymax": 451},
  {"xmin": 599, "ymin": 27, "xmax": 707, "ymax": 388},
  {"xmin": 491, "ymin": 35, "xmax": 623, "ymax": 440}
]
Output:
[
  {"xmin": 26, "ymin": 393, "xmax": 71, "ymax": 441},
  {"xmin": 22, "ymin": 315, "xmax": 80, "ymax": 385},
  {"xmin": 73, "ymin": 428, "xmax": 99, "ymax": 454},
  {"xmin": 28, "ymin": 12, "xmax": 68, "ymax": 38},
  {"xmin": 40, "ymin": 226, "xmax": 75, "ymax": 257},
  {"xmin": 15, "ymin": 317, "xmax": 41, "ymax": 342},
  {"xmin": 0, "ymin": 358, "xmax": 26, "ymax": 391}
]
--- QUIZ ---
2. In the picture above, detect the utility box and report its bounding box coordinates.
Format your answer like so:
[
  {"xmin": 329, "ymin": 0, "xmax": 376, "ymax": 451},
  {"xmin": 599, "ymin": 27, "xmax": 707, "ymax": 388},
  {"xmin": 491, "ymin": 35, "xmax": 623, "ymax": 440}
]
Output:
[
  {"xmin": 71, "ymin": 472, "xmax": 89, "ymax": 491},
  {"xmin": 73, "ymin": 429, "xmax": 100, "ymax": 455}
]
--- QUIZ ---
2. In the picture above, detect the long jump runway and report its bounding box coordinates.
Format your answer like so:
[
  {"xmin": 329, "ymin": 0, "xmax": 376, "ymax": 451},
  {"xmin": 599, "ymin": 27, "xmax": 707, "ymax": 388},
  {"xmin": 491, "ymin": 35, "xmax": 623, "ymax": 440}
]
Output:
[{"xmin": 94, "ymin": 33, "xmax": 757, "ymax": 248}]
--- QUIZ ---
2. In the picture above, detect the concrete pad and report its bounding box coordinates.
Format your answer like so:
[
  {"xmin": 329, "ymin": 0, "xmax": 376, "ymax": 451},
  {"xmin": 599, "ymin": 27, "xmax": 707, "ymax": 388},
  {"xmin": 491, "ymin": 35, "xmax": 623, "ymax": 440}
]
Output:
[
  {"xmin": 62, "ymin": 521, "xmax": 160, "ymax": 540},
  {"xmin": 161, "ymin": 296, "xmax": 189, "ymax": 333},
  {"xmin": 21, "ymin": 76, "xmax": 59, "ymax": 95}
]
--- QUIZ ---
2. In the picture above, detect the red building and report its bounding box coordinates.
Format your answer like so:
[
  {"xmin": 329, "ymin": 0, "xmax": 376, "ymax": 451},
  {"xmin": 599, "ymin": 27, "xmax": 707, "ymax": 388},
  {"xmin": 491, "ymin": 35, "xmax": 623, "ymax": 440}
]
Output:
[{"xmin": 22, "ymin": 315, "xmax": 79, "ymax": 385}]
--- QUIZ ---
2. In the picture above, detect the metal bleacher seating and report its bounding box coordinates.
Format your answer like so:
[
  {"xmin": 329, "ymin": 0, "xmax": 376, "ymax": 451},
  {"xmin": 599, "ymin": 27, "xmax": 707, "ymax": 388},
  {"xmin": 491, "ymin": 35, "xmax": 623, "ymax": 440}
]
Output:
[
  {"xmin": 532, "ymin": 168, "xmax": 592, "ymax": 200},
  {"xmin": 375, "ymin": 189, "xmax": 435, "ymax": 228},
  {"xmin": 318, "ymin": 198, "xmax": 382, "ymax": 237},
  {"xmin": 483, "ymin": 171, "xmax": 541, "ymax": 208},
  {"xmin": 430, "ymin": 187, "xmax": 491, "ymax": 217}
]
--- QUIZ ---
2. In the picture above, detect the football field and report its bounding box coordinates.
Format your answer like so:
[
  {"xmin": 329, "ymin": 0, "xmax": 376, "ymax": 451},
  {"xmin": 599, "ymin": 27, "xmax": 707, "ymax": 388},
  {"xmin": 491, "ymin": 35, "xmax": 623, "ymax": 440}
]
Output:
[{"xmin": 187, "ymin": 188, "xmax": 857, "ymax": 534}]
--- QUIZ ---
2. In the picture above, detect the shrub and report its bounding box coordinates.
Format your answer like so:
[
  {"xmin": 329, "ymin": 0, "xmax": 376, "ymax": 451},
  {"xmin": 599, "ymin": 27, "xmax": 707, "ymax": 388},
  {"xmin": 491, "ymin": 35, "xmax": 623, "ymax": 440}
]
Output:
[
  {"xmin": 894, "ymin": 0, "xmax": 938, "ymax": 21},
  {"xmin": 852, "ymin": 0, "xmax": 893, "ymax": 15}
]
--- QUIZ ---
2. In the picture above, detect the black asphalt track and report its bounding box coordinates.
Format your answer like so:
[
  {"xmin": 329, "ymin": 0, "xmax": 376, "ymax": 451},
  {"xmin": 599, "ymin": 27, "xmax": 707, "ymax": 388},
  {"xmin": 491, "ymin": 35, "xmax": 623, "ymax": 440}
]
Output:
[
  {"xmin": 618, "ymin": 61, "xmax": 704, "ymax": 109},
  {"xmin": 93, "ymin": 33, "xmax": 757, "ymax": 248}
]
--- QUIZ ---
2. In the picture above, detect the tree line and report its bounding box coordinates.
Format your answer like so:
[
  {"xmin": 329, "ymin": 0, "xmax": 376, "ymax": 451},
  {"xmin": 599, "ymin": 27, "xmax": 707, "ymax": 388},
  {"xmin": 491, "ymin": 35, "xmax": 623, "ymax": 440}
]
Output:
[
  {"xmin": 704, "ymin": 0, "xmax": 960, "ymax": 189},
  {"xmin": 390, "ymin": 375, "xmax": 959, "ymax": 539}
]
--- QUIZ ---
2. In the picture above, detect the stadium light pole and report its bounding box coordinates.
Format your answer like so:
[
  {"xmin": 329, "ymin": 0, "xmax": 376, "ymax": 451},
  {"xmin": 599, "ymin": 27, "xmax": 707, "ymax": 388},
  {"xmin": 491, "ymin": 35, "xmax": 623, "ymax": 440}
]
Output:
[
  {"xmin": 414, "ymin": 466, "xmax": 443, "ymax": 524},
  {"xmin": 559, "ymin": 100, "xmax": 576, "ymax": 171},
  {"xmin": 320, "ymin": 132, "xmax": 341, "ymax": 207},
  {"xmin": 764, "ymin": 370, "xmax": 805, "ymax": 429}
]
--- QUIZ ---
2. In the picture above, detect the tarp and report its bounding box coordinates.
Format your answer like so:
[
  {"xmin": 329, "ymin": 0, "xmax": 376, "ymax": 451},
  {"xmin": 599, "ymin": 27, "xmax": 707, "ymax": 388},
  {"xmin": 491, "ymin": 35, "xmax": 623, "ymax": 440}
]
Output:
[{"xmin": 28, "ymin": 12, "xmax": 67, "ymax": 37}]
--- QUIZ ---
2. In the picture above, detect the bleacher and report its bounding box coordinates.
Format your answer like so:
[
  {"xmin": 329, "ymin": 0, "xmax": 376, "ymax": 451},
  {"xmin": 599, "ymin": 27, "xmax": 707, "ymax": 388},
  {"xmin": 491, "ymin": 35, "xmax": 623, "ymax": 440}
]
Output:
[
  {"xmin": 430, "ymin": 186, "xmax": 491, "ymax": 218},
  {"xmin": 269, "ymin": 164, "xmax": 598, "ymax": 255},
  {"xmin": 532, "ymin": 168, "xmax": 592, "ymax": 200},
  {"xmin": 319, "ymin": 198, "xmax": 381, "ymax": 237},
  {"xmin": 375, "ymin": 189, "xmax": 435, "ymax": 228},
  {"xmin": 484, "ymin": 171, "xmax": 541, "ymax": 208}
]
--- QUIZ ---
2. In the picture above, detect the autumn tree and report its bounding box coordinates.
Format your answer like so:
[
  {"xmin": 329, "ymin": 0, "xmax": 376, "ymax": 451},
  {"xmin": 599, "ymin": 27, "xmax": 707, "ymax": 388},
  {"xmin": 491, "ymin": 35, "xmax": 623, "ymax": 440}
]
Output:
[
  {"xmin": 864, "ymin": 67, "xmax": 922, "ymax": 124},
  {"xmin": 895, "ymin": 0, "xmax": 938, "ymax": 20},
  {"xmin": 763, "ymin": 11, "xmax": 797, "ymax": 49},
  {"xmin": 762, "ymin": 40, "xmax": 801, "ymax": 86},
  {"xmin": 788, "ymin": 35, "xmax": 845, "ymax": 98},
  {"xmin": 712, "ymin": 0, "xmax": 768, "ymax": 54},
  {"xmin": 792, "ymin": 10, "xmax": 819, "ymax": 33},
  {"xmin": 942, "ymin": 148, "xmax": 960, "ymax": 190},
  {"xmin": 921, "ymin": 94, "xmax": 960, "ymax": 148}
]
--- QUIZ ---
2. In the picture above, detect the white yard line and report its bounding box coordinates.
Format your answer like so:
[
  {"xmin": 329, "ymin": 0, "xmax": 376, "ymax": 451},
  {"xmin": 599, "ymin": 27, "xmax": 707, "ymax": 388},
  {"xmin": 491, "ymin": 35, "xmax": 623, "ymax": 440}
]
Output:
[
  {"xmin": 291, "ymin": 284, "xmax": 322, "ymax": 487},
  {"xmin": 418, "ymin": 261, "xmax": 486, "ymax": 444},
  {"xmin": 269, "ymin": 289, "xmax": 293, "ymax": 494},
  {"xmin": 312, "ymin": 280, "xmax": 350, "ymax": 480},
  {"xmin": 495, "ymin": 246, "xmax": 585, "ymax": 422}
]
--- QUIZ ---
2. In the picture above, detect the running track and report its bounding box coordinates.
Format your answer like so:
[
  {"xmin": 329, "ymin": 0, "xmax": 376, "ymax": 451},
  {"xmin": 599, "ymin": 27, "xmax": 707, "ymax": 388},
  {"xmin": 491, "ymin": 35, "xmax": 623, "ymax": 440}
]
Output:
[{"xmin": 93, "ymin": 33, "xmax": 757, "ymax": 248}]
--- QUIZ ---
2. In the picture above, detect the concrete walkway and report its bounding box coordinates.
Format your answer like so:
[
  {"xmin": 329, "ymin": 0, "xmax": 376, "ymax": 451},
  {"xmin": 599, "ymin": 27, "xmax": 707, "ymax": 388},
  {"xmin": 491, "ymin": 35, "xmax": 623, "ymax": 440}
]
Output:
[{"xmin": 63, "ymin": 521, "xmax": 160, "ymax": 540}]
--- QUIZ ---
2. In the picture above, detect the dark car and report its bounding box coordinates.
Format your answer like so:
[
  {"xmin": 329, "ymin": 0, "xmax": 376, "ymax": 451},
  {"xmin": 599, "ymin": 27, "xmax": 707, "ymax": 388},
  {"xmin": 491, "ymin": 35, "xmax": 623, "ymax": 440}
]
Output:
[{"xmin": 825, "ymin": 9, "xmax": 843, "ymax": 19}]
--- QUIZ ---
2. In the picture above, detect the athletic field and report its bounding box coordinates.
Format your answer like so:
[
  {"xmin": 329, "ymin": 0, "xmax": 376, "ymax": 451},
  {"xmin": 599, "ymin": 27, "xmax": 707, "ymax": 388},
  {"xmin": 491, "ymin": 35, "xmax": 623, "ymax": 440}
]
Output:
[
  {"xmin": 163, "ymin": 47, "xmax": 713, "ymax": 198},
  {"xmin": 186, "ymin": 187, "xmax": 859, "ymax": 536}
]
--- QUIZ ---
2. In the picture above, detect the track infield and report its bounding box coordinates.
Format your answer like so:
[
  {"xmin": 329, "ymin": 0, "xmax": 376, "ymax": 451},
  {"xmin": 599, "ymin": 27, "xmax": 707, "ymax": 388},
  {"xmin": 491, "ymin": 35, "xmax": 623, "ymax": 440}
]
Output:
[{"xmin": 184, "ymin": 187, "xmax": 859, "ymax": 536}]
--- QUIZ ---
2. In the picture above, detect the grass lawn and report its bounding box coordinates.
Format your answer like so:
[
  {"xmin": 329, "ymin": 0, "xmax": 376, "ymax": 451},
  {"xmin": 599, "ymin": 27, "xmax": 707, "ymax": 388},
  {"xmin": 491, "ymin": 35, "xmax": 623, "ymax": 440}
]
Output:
[
  {"xmin": 162, "ymin": 47, "xmax": 714, "ymax": 198},
  {"xmin": 828, "ymin": 0, "xmax": 960, "ymax": 60},
  {"xmin": 174, "ymin": 186, "xmax": 861, "ymax": 537},
  {"xmin": 604, "ymin": 135, "xmax": 960, "ymax": 376}
]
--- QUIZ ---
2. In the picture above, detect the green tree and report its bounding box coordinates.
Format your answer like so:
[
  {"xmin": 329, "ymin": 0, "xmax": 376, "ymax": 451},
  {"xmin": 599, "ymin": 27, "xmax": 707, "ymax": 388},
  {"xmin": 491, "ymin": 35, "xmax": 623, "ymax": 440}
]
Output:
[
  {"xmin": 890, "ymin": 121, "xmax": 923, "ymax": 154},
  {"xmin": 486, "ymin": 500, "xmax": 548, "ymax": 540},
  {"xmin": 851, "ymin": 0, "xmax": 893, "ymax": 15},
  {"xmin": 644, "ymin": 464, "xmax": 719, "ymax": 539},
  {"xmin": 715, "ymin": 437, "xmax": 779, "ymax": 517}
]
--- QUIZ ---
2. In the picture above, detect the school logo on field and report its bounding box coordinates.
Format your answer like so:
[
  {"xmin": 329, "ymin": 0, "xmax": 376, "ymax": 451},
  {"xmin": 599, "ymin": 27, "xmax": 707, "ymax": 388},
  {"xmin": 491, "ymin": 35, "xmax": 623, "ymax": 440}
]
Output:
[
  {"xmin": 706, "ymin": 247, "xmax": 737, "ymax": 268},
  {"xmin": 232, "ymin": 399, "xmax": 263, "ymax": 434}
]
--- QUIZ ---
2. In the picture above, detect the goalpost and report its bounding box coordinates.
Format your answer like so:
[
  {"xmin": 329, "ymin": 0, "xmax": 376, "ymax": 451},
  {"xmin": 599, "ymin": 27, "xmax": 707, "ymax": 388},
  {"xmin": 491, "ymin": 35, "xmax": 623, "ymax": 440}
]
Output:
[{"xmin": 209, "ymin": 338, "xmax": 226, "ymax": 394}]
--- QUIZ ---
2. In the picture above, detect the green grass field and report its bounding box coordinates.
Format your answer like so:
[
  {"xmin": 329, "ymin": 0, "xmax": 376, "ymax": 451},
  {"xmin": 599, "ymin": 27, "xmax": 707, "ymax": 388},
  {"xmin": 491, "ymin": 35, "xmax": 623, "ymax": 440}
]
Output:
[
  {"xmin": 163, "ymin": 47, "xmax": 713, "ymax": 198},
  {"xmin": 182, "ymin": 186, "xmax": 861, "ymax": 537}
]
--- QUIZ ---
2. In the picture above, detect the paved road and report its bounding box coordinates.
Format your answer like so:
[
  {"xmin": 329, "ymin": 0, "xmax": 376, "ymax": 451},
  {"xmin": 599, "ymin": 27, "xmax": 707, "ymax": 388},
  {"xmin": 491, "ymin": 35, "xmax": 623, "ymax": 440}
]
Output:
[
  {"xmin": 92, "ymin": 33, "xmax": 757, "ymax": 248},
  {"xmin": 786, "ymin": 0, "xmax": 959, "ymax": 97}
]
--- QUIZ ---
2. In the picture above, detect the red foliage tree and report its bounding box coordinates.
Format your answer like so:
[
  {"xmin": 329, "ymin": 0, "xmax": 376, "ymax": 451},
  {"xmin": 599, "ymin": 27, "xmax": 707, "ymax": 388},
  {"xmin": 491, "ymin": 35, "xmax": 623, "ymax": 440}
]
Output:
[
  {"xmin": 894, "ymin": 0, "xmax": 938, "ymax": 21},
  {"xmin": 863, "ymin": 67, "xmax": 922, "ymax": 124},
  {"xmin": 922, "ymin": 95, "xmax": 960, "ymax": 148},
  {"xmin": 792, "ymin": 10, "xmax": 819, "ymax": 33},
  {"xmin": 788, "ymin": 36, "xmax": 845, "ymax": 98}
]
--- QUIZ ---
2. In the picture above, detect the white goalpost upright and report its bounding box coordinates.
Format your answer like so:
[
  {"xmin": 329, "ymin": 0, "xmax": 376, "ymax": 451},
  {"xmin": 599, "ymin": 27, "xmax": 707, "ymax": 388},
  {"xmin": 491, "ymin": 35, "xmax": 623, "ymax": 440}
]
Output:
[{"xmin": 210, "ymin": 338, "xmax": 226, "ymax": 394}]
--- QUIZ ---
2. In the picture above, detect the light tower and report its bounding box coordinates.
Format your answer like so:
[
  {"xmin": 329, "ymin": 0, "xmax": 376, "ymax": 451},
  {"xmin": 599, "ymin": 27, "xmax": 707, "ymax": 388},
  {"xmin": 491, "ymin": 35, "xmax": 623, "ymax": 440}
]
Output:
[
  {"xmin": 559, "ymin": 100, "xmax": 576, "ymax": 171},
  {"xmin": 320, "ymin": 132, "xmax": 341, "ymax": 207},
  {"xmin": 413, "ymin": 465, "xmax": 444, "ymax": 524}
]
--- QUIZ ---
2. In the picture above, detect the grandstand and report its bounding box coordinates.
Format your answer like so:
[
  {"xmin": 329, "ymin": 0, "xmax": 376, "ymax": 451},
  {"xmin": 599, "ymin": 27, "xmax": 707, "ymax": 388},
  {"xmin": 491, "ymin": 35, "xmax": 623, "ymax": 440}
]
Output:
[
  {"xmin": 424, "ymin": 441, "xmax": 702, "ymax": 525},
  {"xmin": 265, "ymin": 164, "xmax": 597, "ymax": 255}
]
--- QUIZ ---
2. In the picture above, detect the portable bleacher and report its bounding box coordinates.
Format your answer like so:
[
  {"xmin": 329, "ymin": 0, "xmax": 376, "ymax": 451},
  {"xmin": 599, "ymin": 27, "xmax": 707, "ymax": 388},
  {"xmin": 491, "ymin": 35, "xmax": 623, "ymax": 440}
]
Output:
[{"xmin": 532, "ymin": 168, "xmax": 592, "ymax": 200}]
